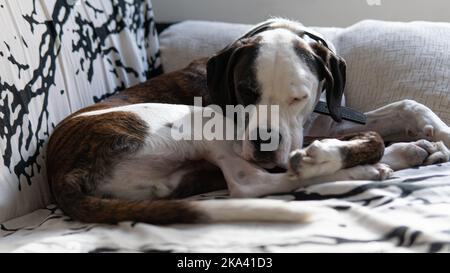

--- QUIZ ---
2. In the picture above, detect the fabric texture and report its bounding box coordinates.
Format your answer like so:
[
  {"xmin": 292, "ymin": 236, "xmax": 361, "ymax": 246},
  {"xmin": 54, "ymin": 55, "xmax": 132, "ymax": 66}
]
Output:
[
  {"xmin": 336, "ymin": 20, "xmax": 450, "ymax": 124},
  {"xmin": 1, "ymin": 163, "xmax": 450, "ymax": 253},
  {"xmin": 0, "ymin": 0, "xmax": 161, "ymax": 222}
]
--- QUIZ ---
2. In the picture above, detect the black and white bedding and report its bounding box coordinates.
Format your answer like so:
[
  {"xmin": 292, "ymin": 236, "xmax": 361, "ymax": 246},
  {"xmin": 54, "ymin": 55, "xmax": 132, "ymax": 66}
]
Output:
[{"xmin": 2, "ymin": 163, "xmax": 450, "ymax": 253}]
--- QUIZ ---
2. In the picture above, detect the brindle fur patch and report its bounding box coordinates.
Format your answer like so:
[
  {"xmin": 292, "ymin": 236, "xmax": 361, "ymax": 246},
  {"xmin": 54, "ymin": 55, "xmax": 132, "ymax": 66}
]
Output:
[
  {"xmin": 104, "ymin": 58, "xmax": 211, "ymax": 106},
  {"xmin": 338, "ymin": 131, "xmax": 385, "ymax": 169},
  {"xmin": 47, "ymin": 110, "xmax": 204, "ymax": 224},
  {"xmin": 169, "ymin": 163, "xmax": 226, "ymax": 199}
]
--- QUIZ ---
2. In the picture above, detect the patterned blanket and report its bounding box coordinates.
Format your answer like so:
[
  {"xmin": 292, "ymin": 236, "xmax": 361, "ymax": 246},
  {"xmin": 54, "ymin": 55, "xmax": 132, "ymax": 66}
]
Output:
[{"xmin": 2, "ymin": 163, "xmax": 450, "ymax": 253}]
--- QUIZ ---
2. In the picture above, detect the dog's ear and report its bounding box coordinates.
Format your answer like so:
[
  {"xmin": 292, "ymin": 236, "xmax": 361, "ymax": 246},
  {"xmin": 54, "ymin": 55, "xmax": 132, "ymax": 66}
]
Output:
[
  {"xmin": 207, "ymin": 40, "xmax": 254, "ymax": 110},
  {"xmin": 311, "ymin": 43, "xmax": 347, "ymax": 122},
  {"xmin": 206, "ymin": 44, "xmax": 239, "ymax": 110},
  {"xmin": 207, "ymin": 21, "xmax": 274, "ymax": 109}
]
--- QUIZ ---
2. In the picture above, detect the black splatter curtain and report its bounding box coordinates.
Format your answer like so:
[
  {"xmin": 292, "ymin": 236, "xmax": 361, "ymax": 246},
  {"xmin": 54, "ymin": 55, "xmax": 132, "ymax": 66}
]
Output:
[{"xmin": 0, "ymin": 0, "xmax": 161, "ymax": 222}]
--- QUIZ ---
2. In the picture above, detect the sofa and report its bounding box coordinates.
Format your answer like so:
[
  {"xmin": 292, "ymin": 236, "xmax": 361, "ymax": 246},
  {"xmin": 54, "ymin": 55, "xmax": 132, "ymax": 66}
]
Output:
[{"xmin": 1, "ymin": 1, "xmax": 450, "ymax": 252}]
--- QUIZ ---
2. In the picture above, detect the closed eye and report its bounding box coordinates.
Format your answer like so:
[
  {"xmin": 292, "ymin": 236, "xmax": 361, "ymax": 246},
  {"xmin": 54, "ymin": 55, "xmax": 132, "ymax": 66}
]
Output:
[{"xmin": 289, "ymin": 95, "xmax": 308, "ymax": 106}]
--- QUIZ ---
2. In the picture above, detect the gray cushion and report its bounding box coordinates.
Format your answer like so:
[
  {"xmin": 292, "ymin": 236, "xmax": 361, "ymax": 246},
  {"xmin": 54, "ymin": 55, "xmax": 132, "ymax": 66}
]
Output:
[{"xmin": 160, "ymin": 20, "xmax": 450, "ymax": 125}]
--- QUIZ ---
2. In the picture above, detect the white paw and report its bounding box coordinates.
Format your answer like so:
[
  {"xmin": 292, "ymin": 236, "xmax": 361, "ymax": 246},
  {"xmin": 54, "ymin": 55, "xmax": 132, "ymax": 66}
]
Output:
[
  {"xmin": 383, "ymin": 140, "xmax": 450, "ymax": 170},
  {"xmin": 372, "ymin": 163, "xmax": 393, "ymax": 180},
  {"xmin": 414, "ymin": 140, "xmax": 450, "ymax": 165},
  {"xmin": 288, "ymin": 140, "xmax": 343, "ymax": 179},
  {"xmin": 293, "ymin": 140, "xmax": 339, "ymax": 163}
]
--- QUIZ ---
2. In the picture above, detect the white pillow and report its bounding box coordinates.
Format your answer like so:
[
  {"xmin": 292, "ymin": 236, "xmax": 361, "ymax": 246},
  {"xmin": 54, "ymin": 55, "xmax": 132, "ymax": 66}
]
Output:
[
  {"xmin": 159, "ymin": 21, "xmax": 251, "ymax": 73},
  {"xmin": 159, "ymin": 20, "xmax": 342, "ymax": 73},
  {"xmin": 336, "ymin": 20, "xmax": 450, "ymax": 124}
]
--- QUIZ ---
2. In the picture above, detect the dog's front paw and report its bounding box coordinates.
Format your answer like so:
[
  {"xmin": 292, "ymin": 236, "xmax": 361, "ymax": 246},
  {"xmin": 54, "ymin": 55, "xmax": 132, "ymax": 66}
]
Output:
[
  {"xmin": 372, "ymin": 163, "xmax": 393, "ymax": 180},
  {"xmin": 288, "ymin": 140, "xmax": 343, "ymax": 179},
  {"xmin": 349, "ymin": 163, "xmax": 393, "ymax": 181}
]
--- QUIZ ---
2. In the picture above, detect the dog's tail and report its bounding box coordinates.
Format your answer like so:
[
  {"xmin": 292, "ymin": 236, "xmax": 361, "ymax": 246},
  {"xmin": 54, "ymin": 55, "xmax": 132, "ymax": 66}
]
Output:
[{"xmin": 55, "ymin": 183, "xmax": 331, "ymax": 224}]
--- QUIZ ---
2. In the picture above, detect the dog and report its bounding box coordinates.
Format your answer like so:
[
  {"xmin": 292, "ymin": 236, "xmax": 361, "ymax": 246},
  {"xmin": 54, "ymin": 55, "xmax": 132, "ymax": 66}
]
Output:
[{"xmin": 46, "ymin": 19, "xmax": 450, "ymax": 224}]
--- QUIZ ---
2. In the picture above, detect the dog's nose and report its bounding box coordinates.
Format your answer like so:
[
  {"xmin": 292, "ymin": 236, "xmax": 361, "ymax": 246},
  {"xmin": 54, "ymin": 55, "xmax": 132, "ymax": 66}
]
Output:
[{"xmin": 251, "ymin": 128, "xmax": 282, "ymax": 151}]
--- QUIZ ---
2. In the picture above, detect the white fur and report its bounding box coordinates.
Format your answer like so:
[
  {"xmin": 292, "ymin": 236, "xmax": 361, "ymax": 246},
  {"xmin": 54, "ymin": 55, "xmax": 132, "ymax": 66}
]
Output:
[
  {"xmin": 195, "ymin": 199, "xmax": 337, "ymax": 222},
  {"xmin": 240, "ymin": 28, "xmax": 322, "ymax": 167},
  {"xmin": 289, "ymin": 139, "xmax": 346, "ymax": 179}
]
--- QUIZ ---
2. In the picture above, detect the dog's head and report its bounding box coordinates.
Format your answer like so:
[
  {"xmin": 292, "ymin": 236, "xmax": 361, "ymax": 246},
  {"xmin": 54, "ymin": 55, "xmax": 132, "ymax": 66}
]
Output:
[{"xmin": 206, "ymin": 19, "xmax": 347, "ymax": 169}]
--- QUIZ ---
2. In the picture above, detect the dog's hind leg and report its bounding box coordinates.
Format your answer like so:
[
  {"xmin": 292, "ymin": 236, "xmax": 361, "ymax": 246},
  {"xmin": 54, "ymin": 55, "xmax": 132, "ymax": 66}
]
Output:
[
  {"xmin": 314, "ymin": 100, "xmax": 450, "ymax": 170},
  {"xmin": 380, "ymin": 140, "xmax": 450, "ymax": 171},
  {"xmin": 327, "ymin": 100, "xmax": 450, "ymax": 146}
]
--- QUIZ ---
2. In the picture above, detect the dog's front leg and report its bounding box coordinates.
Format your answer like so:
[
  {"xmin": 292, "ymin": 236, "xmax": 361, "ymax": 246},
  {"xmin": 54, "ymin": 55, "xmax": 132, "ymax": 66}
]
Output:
[
  {"xmin": 203, "ymin": 139, "xmax": 356, "ymax": 197},
  {"xmin": 287, "ymin": 131, "xmax": 393, "ymax": 188},
  {"xmin": 204, "ymin": 141, "xmax": 300, "ymax": 197},
  {"xmin": 205, "ymin": 132, "xmax": 388, "ymax": 198},
  {"xmin": 296, "ymin": 163, "xmax": 393, "ymax": 188}
]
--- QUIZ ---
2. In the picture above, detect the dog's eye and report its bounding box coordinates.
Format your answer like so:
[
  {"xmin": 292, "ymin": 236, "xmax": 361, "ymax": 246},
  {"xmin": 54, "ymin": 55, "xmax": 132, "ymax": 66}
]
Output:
[{"xmin": 289, "ymin": 95, "xmax": 308, "ymax": 105}]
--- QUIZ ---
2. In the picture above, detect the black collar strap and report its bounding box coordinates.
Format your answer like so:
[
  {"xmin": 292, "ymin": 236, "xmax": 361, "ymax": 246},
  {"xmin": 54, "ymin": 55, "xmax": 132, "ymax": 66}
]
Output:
[{"xmin": 314, "ymin": 101, "xmax": 367, "ymax": 124}]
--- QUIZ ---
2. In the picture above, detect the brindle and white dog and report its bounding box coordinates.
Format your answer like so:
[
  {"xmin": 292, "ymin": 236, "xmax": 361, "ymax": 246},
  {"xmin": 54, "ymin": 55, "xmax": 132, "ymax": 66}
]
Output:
[{"xmin": 47, "ymin": 19, "xmax": 450, "ymax": 224}]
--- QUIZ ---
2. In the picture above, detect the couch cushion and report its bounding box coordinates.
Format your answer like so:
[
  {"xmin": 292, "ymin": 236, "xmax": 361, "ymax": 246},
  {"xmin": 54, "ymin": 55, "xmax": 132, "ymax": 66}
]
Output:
[
  {"xmin": 160, "ymin": 20, "xmax": 450, "ymax": 125},
  {"xmin": 159, "ymin": 20, "xmax": 250, "ymax": 73},
  {"xmin": 335, "ymin": 20, "xmax": 450, "ymax": 124},
  {"xmin": 159, "ymin": 20, "xmax": 343, "ymax": 73},
  {"xmin": 0, "ymin": 0, "xmax": 161, "ymax": 222}
]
